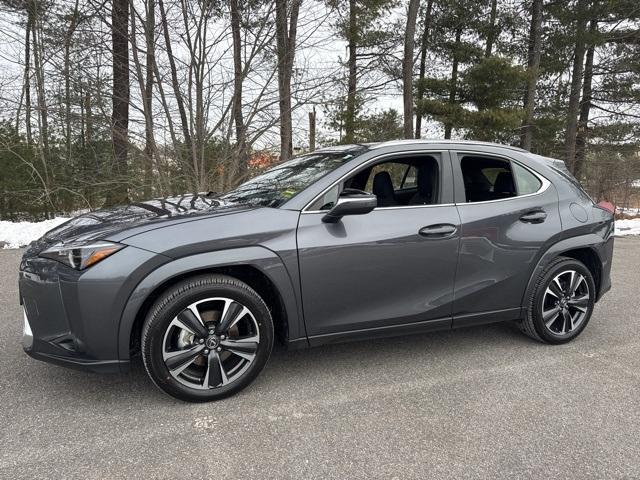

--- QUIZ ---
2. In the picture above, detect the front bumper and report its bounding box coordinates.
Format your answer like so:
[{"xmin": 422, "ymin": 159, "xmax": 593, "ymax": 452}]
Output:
[
  {"xmin": 19, "ymin": 245, "xmax": 167, "ymax": 373},
  {"xmin": 20, "ymin": 267, "xmax": 128, "ymax": 373},
  {"xmin": 22, "ymin": 307, "xmax": 33, "ymax": 349},
  {"xmin": 23, "ymin": 342, "xmax": 127, "ymax": 373}
]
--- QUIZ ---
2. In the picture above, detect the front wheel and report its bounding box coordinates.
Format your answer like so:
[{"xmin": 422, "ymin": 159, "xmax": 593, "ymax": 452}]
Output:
[
  {"xmin": 520, "ymin": 257, "xmax": 596, "ymax": 344},
  {"xmin": 141, "ymin": 275, "xmax": 274, "ymax": 402}
]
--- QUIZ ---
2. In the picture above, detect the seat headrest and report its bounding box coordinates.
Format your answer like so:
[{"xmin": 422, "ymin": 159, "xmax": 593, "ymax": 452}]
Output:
[
  {"xmin": 494, "ymin": 171, "xmax": 515, "ymax": 194},
  {"xmin": 373, "ymin": 171, "xmax": 395, "ymax": 198},
  {"xmin": 416, "ymin": 164, "xmax": 433, "ymax": 198}
]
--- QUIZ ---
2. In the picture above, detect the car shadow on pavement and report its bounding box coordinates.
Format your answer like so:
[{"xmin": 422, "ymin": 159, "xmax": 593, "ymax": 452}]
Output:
[{"xmin": 18, "ymin": 320, "xmax": 532, "ymax": 407}]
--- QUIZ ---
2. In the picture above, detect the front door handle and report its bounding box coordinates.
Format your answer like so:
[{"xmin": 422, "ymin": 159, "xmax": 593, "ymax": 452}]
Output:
[
  {"xmin": 519, "ymin": 210, "xmax": 547, "ymax": 224},
  {"xmin": 418, "ymin": 224, "xmax": 458, "ymax": 238}
]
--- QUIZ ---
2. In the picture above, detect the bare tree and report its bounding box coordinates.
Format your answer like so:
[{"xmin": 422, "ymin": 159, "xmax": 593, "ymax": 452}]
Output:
[
  {"xmin": 32, "ymin": 4, "xmax": 51, "ymax": 211},
  {"xmin": 230, "ymin": 0, "xmax": 248, "ymax": 178},
  {"xmin": 521, "ymin": 0, "xmax": 543, "ymax": 151},
  {"xmin": 445, "ymin": 25, "xmax": 462, "ymax": 140},
  {"xmin": 309, "ymin": 106, "xmax": 316, "ymax": 151},
  {"xmin": 108, "ymin": 0, "xmax": 130, "ymax": 205},
  {"xmin": 63, "ymin": 0, "xmax": 81, "ymax": 163},
  {"xmin": 402, "ymin": 0, "xmax": 419, "ymax": 138},
  {"xmin": 130, "ymin": 0, "xmax": 157, "ymax": 197},
  {"xmin": 275, "ymin": 0, "xmax": 301, "ymax": 162},
  {"xmin": 344, "ymin": 0, "xmax": 357, "ymax": 143},
  {"xmin": 414, "ymin": 0, "xmax": 433, "ymax": 139},
  {"xmin": 1, "ymin": 0, "xmax": 639, "ymax": 221},
  {"xmin": 143, "ymin": 0, "xmax": 157, "ymax": 196},
  {"xmin": 22, "ymin": 0, "xmax": 34, "ymax": 145},
  {"xmin": 158, "ymin": 0, "xmax": 195, "ymax": 184}
]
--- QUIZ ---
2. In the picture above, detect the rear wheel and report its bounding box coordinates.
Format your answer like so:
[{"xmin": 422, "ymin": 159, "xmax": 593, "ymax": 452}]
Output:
[
  {"xmin": 141, "ymin": 275, "xmax": 273, "ymax": 402},
  {"xmin": 520, "ymin": 257, "xmax": 596, "ymax": 344}
]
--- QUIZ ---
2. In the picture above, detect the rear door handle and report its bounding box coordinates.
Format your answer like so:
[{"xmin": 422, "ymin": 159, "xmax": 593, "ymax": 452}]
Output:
[
  {"xmin": 519, "ymin": 210, "xmax": 547, "ymax": 224},
  {"xmin": 418, "ymin": 224, "xmax": 458, "ymax": 238}
]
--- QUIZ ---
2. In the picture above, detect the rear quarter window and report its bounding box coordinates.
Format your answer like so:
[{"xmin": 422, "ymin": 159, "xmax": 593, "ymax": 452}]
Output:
[
  {"xmin": 530, "ymin": 153, "xmax": 594, "ymax": 203},
  {"xmin": 512, "ymin": 163, "xmax": 542, "ymax": 195}
]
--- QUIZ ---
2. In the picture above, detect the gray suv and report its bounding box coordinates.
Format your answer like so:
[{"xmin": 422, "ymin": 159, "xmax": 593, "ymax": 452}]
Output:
[{"xmin": 19, "ymin": 140, "xmax": 614, "ymax": 402}]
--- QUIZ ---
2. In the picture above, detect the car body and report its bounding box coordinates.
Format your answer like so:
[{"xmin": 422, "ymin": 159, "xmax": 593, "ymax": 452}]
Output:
[{"xmin": 19, "ymin": 140, "xmax": 614, "ymax": 400}]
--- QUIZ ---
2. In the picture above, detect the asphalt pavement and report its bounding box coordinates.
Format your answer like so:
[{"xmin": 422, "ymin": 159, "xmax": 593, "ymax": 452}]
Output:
[{"xmin": 1, "ymin": 239, "xmax": 640, "ymax": 479}]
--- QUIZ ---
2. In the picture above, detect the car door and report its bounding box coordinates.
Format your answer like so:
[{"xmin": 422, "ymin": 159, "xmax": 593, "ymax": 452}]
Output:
[
  {"xmin": 450, "ymin": 149, "xmax": 561, "ymax": 327},
  {"xmin": 296, "ymin": 151, "xmax": 461, "ymax": 342}
]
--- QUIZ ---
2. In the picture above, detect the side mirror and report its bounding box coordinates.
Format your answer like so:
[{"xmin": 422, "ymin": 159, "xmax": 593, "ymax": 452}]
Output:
[{"xmin": 322, "ymin": 193, "xmax": 377, "ymax": 223}]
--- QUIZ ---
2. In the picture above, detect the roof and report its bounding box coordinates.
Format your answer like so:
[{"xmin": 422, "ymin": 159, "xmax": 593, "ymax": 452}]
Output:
[
  {"xmin": 314, "ymin": 139, "xmax": 530, "ymax": 155},
  {"xmin": 369, "ymin": 139, "xmax": 529, "ymax": 153}
]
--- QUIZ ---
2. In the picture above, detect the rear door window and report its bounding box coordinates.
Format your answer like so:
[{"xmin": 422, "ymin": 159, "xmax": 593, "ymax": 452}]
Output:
[
  {"xmin": 458, "ymin": 155, "xmax": 543, "ymax": 202},
  {"xmin": 459, "ymin": 155, "xmax": 516, "ymax": 202}
]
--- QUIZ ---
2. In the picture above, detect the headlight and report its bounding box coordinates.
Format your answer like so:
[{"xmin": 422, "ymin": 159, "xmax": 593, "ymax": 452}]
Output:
[{"xmin": 40, "ymin": 241, "xmax": 125, "ymax": 270}]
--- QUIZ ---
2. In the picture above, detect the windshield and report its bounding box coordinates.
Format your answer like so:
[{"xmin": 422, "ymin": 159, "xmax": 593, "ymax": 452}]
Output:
[{"xmin": 220, "ymin": 151, "xmax": 360, "ymax": 208}]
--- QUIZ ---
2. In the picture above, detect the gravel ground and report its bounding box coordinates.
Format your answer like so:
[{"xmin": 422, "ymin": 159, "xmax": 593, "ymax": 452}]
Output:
[{"xmin": 1, "ymin": 239, "xmax": 639, "ymax": 479}]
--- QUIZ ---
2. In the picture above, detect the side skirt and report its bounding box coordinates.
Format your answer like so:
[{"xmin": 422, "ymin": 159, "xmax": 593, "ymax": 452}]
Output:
[
  {"xmin": 306, "ymin": 317, "xmax": 451, "ymax": 348},
  {"xmin": 296, "ymin": 307, "xmax": 524, "ymax": 349},
  {"xmin": 452, "ymin": 307, "xmax": 523, "ymax": 329}
]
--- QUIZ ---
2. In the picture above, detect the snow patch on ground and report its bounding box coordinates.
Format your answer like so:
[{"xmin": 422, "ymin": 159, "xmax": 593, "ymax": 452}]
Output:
[
  {"xmin": 617, "ymin": 207, "xmax": 640, "ymax": 216},
  {"xmin": 0, "ymin": 217, "xmax": 70, "ymax": 249},
  {"xmin": 615, "ymin": 218, "xmax": 640, "ymax": 237},
  {"xmin": 1, "ymin": 215, "xmax": 640, "ymax": 249}
]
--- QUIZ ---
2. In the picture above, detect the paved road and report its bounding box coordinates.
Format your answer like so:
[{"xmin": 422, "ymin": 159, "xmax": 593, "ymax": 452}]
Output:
[{"xmin": 1, "ymin": 239, "xmax": 640, "ymax": 479}]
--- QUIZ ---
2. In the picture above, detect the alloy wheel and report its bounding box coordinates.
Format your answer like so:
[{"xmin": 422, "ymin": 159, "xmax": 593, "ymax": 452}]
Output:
[
  {"xmin": 541, "ymin": 270, "xmax": 591, "ymax": 336},
  {"xmin": 161, "ymin": 297, "xmax": 260, "ymax": 390}
]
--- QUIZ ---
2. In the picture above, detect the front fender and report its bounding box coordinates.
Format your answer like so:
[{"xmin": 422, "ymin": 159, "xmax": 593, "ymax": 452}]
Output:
[{"xmin": 117, "ymin": 246, "xmax": 304, "ymax": 362}]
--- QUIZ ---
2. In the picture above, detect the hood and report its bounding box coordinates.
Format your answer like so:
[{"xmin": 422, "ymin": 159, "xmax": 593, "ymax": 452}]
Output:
[{"xmin": 24, "ymin": 193, "xmax": 254, "ymax": 256}]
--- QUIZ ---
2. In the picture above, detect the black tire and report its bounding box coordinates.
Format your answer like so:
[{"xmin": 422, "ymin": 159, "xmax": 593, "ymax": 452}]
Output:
[
  {"xmin": 141, "ymin": 275, "xmax": 274, "ymax": 402},
  {"xmin": 520, "ymin": 256, "xmax": 596, "ymax": 344}
]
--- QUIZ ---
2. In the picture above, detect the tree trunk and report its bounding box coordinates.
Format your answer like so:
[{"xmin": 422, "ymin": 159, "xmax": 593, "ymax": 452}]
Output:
[
  {"xmin": 151, "ymin": 51, "xmax": 178, "ymax": 149},
  {"xmin": 414, "ymin": 0, "xmax": 433, "ymax": 139},
  {"xmin": 485, "ymin": 0, "xmax": 498, "ymax": 57},
  {"xmin": 574, "ymin": 19, "xmax": 597, "ymax": 181},
  {"xmin": 130, "ymin": 0, "xmax": 156, "ymax": 198},
  {"xmin": 64, "ymin": 0, "xmax": 80, "ymax": 164},
  {"xmin": 402, "ymin": 0, "xmax": 420, "ymax": 139},
  {"xmin": 564, "ymin": 0, "xmax": 588, "ymax": 172},
  {"xmin": 108, "ymin": 0, "xmax": 130, "ymax": 206},
  {"xmin": 158, "ymin": 0, "xmax": 194, "ymax": 179},
  {"xmin": 85, "ymin": 89, "xmax": 92, "ymax": 145},
  {"xmin": 230, "ymin": 0, "xmax": 248, "ymax": 181},
  {"xmin": 344, "ymin": 0, "xmax": 357, "ymax": 143},
  {"xmin": 23, "ymin": 2, "xmax": 34, "ymax": 145},
  {"xmin": 275, "ymin": 0, "xmax": 301, "ymax": 162},
  {"xmin": 78, "ymin": 84, "xmax": 87, "ymax": 203},
  {"xmin": 143, "ymin": 0, "xmax": 156, "ymax": 198},
  {"xmin": 32, "ymin": 16, "xmax": 50, "ymax": 172},
  {"xmin": 309, "ymin": 107, "xmax": 316, "ymax": 152},
  {"xmin": 445, "ymin": 26, "xmax": 462, "ymax": 139},
  {"xmin": 520, "ymin": 0, "xmax": 543, "ymax": 151},
  {"xmin": 79, "ymin": 84, "xmax": 85, "ymax": 148}
]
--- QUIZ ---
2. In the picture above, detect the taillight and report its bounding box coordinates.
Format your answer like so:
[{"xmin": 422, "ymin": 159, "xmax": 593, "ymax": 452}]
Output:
[{"xmin": 595, "ymin": 201, "xmax": 615, "ymax": 214}]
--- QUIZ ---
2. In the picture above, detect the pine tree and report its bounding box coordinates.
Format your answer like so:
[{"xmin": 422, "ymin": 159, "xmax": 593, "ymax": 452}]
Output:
[
  {"xmin": 415, "ymin": 0, "xmax": 526, "ymax": 142},
  {"xmin": 327, "ymin": 0, "xmax": 396, "ymax": 143}
]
